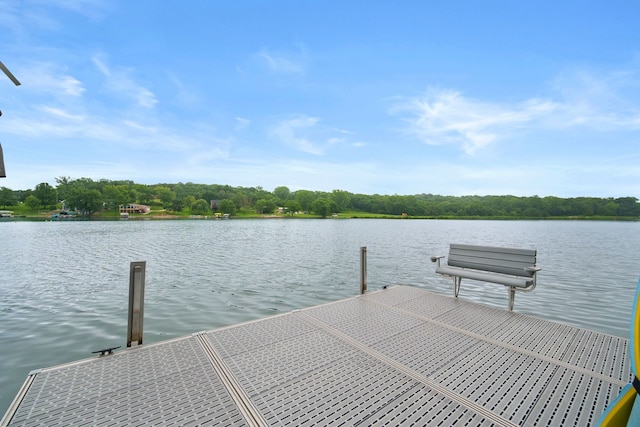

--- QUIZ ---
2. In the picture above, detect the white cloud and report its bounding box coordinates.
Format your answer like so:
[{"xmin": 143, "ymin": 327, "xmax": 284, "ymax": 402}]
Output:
[
  {"xmin": 16, "ymin": 63, "xmax": 85, "ymax": 97},
  {"xmin": 92, "ymin": 56, "xmax": 110, "ymax": 76},
  {"xmin": 269, "ymin": 115, "xmax": 356, "ymax": 156},
  {"xmin": 5, "ymin": 108, "xmax": 121, "ymax": 141},
  {"xmin": 392, "ymin": 70, "xmax": 640, "ymax": 156},
  {"xmin": 391, "ymin": 89, "xmax": 557, "ymax": 155},
  {"xmin": 2, "ymin": 103, "xmax": 216, "ymax": 154},
  {"xmin": 186, "ymin": 144, "xmax": 230, "ymax": 166},
  {"xmin": 58, "ymin": 75, "xmax": 85, "ymax": 96},
  {"xmin": 92, "ymin": 56, "xmax": 158, "ymax": 108},
  {"xmin": 40, "ymin": 106, "xmax": 85, "ymax": 121},
  {"xmin": 256, "ymin": 47, "xmax": 305, "ymax": 74},
  {"xmin": 270, "ymin": 115, "xmax": 324, "ymax": 155},
  {"xmin": 52, "ymin": 0, "xmax": 108, "ymax": 20},
  {"xmin": 549, "ymin": 68, "xmax": 640, "ymax": 130},
  {"xmin": 235, "ymin": 117, "xmax": 251, "ymax": 130},
  {"xmin": 0, "ymin": 0, "xmax": 108, "ymax": 36},
  {"xmin": 167, "ymin": 72, "xmax": 203, "ymax": 109}
]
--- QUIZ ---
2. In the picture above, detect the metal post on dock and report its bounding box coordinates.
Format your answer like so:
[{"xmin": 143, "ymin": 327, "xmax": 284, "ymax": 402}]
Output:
[
  {"xmin": 0, "ymin": 143, "xmax": 5, "ymax": 178},
  {"xmin": 360, "ymin": 246, "xmax": 367, "ymax": 294},
  {"xmin": 127, "ymin": 261, "xmax": 146, "ymax": 348}
]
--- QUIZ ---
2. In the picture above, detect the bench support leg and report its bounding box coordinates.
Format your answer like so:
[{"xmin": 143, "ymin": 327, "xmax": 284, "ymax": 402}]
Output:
[
  {"xmin": 452, "ymin": 277, "xmax": 461, "ymax": 298},
  {"xmin": 507, "ymin": 286, "xmax": 515, "ymax": 311}
]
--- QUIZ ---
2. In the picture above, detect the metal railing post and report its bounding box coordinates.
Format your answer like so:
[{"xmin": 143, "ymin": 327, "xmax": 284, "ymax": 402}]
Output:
[
  {"xmin": 0, "ymin": 144, "xmax": 5, "ymax": 178},
  {"xmin": 360, "ymin": 246, "xmax": 367, "ymax": 294},
  {"xmin": 127, "ymin": 261, "xmax": 146, "ymax": 348}
]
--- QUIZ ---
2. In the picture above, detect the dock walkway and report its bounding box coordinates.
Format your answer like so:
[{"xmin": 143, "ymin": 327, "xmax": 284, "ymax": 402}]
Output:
[{"xmin": 1, "ymin": 286, "xmax": 629, "ymax": 426}]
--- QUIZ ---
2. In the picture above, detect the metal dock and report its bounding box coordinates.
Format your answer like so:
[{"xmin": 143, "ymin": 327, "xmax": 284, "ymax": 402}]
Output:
[{"xmin": 1, "ymin": 286, "xmax": 629, "ymax": 426}]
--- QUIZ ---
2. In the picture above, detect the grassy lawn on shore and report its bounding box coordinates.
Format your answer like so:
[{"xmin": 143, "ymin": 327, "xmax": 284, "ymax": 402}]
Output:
[{"xmin": 3, "ymin": 205, "xmax": 636, "ymax": 222}]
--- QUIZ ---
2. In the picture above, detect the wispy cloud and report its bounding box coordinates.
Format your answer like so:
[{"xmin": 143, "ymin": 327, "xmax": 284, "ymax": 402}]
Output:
[
  {"xmin": 391, "ymin": 89, "xmax": 557, "ymax": 155},
  {"xmin": 92, "ymin": 56, "xmax": 158, "ymax": 108},
  {"xmin": 256, "ymin": 46, "xmax": 306, "ymax": 74},
  {"xmin": 3, "ymin": 101, "xmax": 216, "ymax": 155},
  {"xmin": 185, "ymin": 142, "xmax": 231, "ymax": 166},
  {"xmin": 17, "ymin": 63, "xmax": 85, "ymax": 97},
  {"xmin": 235, "ymin": 117, "xmax": 251, "ymax": 130},
  {"xmin": 52, "ymin": 0, "xmax": 109, "ymax": 20},
  {"xmin": 0, "ymin": 0, "xmax": 108, "ymax": 35},
  {"xmin": 549, "ymin": 68, "xmax": 640, "ymax": 129},
  {"xmin": 40, "ymin": 106, "xmax": 85, "ymax": 121},
  {"xmin": 268, "ymin": 114, "xmax": 359, "ymax": 156},
  {"xmin": 1, "ymin": 53, "xmax": 231, "ymax": 181},
  {"xmin": 5, "ymin": 108, "xmax": 120, "ymax": 141},
  {"xmin": 270, "ymin": 115, "xmax": 324, "ymax": 155},
  {"xmin": 393, "ymin": 68, "xmax": 640, "ymax": 156}
]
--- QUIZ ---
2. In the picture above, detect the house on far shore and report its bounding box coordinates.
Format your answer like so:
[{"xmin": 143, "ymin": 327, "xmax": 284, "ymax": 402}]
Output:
[
  {"xmin": 0, "ymin": 210, "xmax": 13, "ymax": 217},
  {"xmin": 119, "ymin": 204, "xmax": 151, "ymax": 214}
]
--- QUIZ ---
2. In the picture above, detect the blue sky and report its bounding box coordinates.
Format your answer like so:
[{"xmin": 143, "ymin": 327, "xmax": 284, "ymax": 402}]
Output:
[{"xmin": 1, "ymin": 1, "xmax": 639, "ymax": 197}]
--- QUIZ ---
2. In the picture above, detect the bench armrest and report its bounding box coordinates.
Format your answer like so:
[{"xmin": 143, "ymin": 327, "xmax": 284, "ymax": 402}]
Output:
[
  {"xmin": 523, "ymin": 266, "xmax": 541, "ymax": 292},
  {"xmin": 431, "ymin": 255, "xmax": 445, "ymax": 267}
]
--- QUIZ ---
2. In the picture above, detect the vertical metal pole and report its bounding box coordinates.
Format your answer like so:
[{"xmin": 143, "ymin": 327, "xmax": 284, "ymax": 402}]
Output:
[
  {"xmin": 0, "ymin": 143, "xmax": 6, "ymax": 178},
  {"xmin": 127, "ymin": 261, "xmax": 146, "ymax": 347},
  {"xmin": 360, "ymin": 246, "xmax": 367, "ymax": 294}
]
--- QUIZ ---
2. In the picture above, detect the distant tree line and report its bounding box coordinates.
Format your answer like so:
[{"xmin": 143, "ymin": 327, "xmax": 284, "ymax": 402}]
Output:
[{"xmin": 0, "ymin": 177, "xmax": 639, "ymax": 218}]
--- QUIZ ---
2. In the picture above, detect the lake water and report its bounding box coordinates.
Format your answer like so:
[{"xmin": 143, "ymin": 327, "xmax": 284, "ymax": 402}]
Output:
[{"xmin": 1, "ymin": 218, "xmax": 639, "ymax": 415}]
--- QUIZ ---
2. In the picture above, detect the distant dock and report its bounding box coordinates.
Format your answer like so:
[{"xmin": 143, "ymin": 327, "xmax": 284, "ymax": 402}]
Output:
[{"xmin": 1, "ymin": 286, "xmax": 629, "ymax": 426}]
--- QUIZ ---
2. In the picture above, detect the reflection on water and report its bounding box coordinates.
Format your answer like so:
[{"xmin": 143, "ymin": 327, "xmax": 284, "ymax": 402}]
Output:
[{"xmin": 1, "ymin": 218, "xmax": 639, "ymax": 414}]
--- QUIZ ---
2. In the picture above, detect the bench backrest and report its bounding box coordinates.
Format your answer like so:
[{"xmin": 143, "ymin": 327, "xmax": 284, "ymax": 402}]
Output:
[{"xmin": 447, "ymin": 244, "xmax": 537, "ymax": 277}]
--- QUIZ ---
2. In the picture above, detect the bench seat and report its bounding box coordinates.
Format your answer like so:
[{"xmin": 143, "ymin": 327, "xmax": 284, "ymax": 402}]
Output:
[
  {"xmin": 435, "ymin": 266, "xmax": 534, "ymax": 288},
  {"xmin": 432, "ymin": 243, "xmax": 540, "ymax": 311}
]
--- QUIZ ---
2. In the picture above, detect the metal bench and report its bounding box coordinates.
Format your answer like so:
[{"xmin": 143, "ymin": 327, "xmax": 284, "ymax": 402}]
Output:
[{"xmin": 431, "ymin": 243, "xmax": 540, "ymax": 311}]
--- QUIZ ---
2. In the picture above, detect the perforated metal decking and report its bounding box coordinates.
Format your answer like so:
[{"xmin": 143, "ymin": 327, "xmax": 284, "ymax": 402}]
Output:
[{"xmin": 1, "ymin": 286, "xmax": 629, "ymax": 426}]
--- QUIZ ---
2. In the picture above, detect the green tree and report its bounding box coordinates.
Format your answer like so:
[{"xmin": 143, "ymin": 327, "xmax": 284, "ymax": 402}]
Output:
[
  {"xmin": 24, "ymin": 195, "xmax": 41, "ymax": 212},
  {"xmin": 616, "ymin": 197, "xmax": 640, "ymax": 216},
  {"xmin": 273, "ymin": 186, "xmax": 291, "ymax": 204},
  {"xmin": 103, "ymin": 185, "xmax": 134, "ymax": 213},
  {"xmin": 33, "ymin": 182, "xmax": 58, "ymax": 210},
  {"xmin": 155, "ymin": 186, "xmax": 176, "ymax": 210},
  {"xmin": 218, "ymin": 199, "xmax": 237, "ymax": 215},
  {"xmin": 350, "ymin": 193, "xmax": 372, "ymax": 212},
  {"xmin": 255, "ymin": 198, "xmax": 276, "ymax": 214},
  {"xmin": 54, "ymin": 176, "xmax": 72, "ymax": 202},
  {"xmin": 67, "ymin": 188, "xmax": 103, "ymax": 215},
  {"xmin": 0, "ymin": 187, "xmax": 17, "ymax": 208},
  {"xmin": 191, "ymin": 199, "xmax": 210, "ymax": 215},
  {"xmin": 136, "ymin": 184, "xmax": 155, "ymax": 205},
  {"xmin": 184, "ymin": 195, "xmax": 196, "ymax": 212},
  {"xmin": 369, "ymin": 194, "xmax": 386, "ymax": 214},
  {"xmin": 294, "ymin": 190, "xmax": 315, "ymax": 212},
  {"xmin": 170, "ymin": 198, "xmax": 185, "ymax": 212},
  {"xmin": 330, "ymin": 189, "xmax": 352, "ymax": 212},
  {"xmin": 599, "ymin": 201, "xmax": 619, "ymax": 216},
  {"xmin": 312, "ymin": 198, "xmax": 336, "ymax": 218},
  {"xmin": 284, "ymin": 200, "xmax": 301, "ymax": 215}
]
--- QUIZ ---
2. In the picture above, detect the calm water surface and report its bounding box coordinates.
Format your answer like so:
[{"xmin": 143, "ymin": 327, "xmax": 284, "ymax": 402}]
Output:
[{"xmin": 1, "ymin": 219, "xmax": 639, "ymax": 414}]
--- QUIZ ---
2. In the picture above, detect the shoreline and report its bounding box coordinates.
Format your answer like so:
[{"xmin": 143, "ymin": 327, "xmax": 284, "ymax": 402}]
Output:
[{"xmin": 2, "ymin": 213, "xmax": 639, "ymax": 222}]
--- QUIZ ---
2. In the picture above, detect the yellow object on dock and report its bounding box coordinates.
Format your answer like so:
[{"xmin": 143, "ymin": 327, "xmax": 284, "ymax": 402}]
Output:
[
  {"xmin": 1, "ymin": 286, "xmax": 630, "ymax": 426},
  {"xmin": 597, "ymin": 278, "xmax": 640, "ymax": 427}
]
